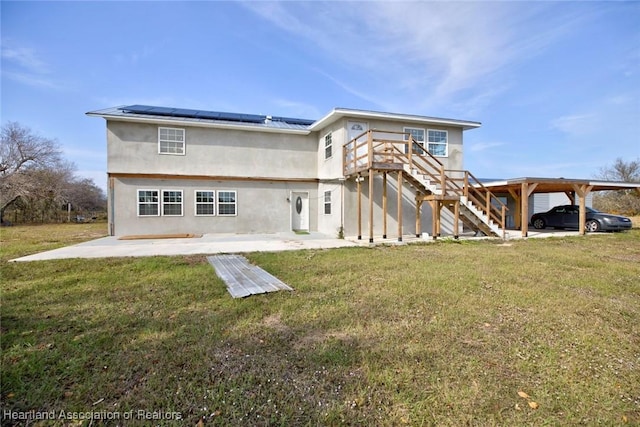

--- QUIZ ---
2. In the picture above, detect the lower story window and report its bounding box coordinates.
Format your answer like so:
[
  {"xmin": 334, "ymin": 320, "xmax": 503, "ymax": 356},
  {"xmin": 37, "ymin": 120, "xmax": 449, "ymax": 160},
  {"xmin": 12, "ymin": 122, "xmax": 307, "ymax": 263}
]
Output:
[
  {"xmin": 218, "ymin": 191, "xmax": 237, "ymax": 216},
  {"xmin": 324, "ymin": 190, "xmax": 332, "ymax": 214},
  {"xmin": 162, "ymin": 190, "xmax": 183, "ymax": 216},
  {"xmin": 195, "ymin": 190, "xmax": 215, "ymax": 216},
  {"xmin": 138, "ymin": 190, "xmax": 159, "ymax": 216}
]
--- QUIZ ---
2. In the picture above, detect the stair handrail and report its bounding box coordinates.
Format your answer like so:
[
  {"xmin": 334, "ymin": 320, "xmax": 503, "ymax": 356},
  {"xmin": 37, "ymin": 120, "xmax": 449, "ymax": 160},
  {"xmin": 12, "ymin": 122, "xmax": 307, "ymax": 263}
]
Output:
[
  {"xmin": 343, "ymin": 129, "xmax": 371, "ymax": 175},
  {"xmin": 458, "ymin": 170, "xmax": 508, "ymax": 229}
]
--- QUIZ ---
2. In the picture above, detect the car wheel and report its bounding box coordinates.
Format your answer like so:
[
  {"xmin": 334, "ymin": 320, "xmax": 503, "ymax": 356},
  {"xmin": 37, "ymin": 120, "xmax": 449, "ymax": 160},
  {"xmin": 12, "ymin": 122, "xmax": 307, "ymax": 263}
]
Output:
[
  {"xmin": 585, "ymin": 220, "xmax": 600, "ymax": 232},
  {"xmin": 532, "ymin": 218, "xmax": 545, "ymax": 229}
]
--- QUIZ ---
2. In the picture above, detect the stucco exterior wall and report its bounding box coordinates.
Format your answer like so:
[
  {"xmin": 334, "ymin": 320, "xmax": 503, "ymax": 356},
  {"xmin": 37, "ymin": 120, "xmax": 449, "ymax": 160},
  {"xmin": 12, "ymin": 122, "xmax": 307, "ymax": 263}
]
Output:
[
  {"xmin": 111, "ymin": 177, "xmax": 317, "ymax": 236},
  {"xmin": 107, "ymin": 121, "xmax": 317, "ymax": 178}
]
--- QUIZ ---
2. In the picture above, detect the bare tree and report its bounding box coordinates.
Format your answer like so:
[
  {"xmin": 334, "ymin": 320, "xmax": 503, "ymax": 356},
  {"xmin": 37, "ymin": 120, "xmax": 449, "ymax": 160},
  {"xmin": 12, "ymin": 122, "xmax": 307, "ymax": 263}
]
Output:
[
  {"xmin": 595, "ymin": 157, "xmax": 640, "ymax": 182},
  {"xmin": 66, "ymin": 177, "xmax": 107, "ymax": 214},
  {"xmin": 1, "ymin": 122, "xmax": 62, "ymax": 223},
  {"xmin": 593, "ymin": 157, "xmax": 640, "ymax": 215}
]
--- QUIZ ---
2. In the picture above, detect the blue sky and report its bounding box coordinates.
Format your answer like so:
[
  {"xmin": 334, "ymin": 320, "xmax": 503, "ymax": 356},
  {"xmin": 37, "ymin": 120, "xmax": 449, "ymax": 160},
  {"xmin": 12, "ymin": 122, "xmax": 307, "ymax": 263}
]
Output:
[{"xmin": 2, "ymin": 1, "xmax": 639, "ymax": 191}]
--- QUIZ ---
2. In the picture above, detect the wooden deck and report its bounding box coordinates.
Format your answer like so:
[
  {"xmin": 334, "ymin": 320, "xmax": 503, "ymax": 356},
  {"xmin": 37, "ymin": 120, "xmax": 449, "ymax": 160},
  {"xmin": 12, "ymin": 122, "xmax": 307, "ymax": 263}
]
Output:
[{"xmin": 207, "ymin": 255, "xmax": 293, "ymax": 298}]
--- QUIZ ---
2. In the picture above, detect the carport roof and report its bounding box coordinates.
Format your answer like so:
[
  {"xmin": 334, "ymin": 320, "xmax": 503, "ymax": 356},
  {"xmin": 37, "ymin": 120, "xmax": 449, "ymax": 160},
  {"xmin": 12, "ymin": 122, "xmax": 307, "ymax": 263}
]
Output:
[{"xmin": 480, "ymin": 177, "xmax": 640, "ymax": 194}]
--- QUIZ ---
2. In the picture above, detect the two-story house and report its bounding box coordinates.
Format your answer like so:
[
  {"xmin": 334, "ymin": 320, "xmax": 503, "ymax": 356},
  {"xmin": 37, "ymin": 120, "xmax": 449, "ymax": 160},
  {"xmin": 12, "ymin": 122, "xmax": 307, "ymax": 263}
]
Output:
[{"xmin": 88, "ymin": 105, "xmax": 507, "ymax": 239}]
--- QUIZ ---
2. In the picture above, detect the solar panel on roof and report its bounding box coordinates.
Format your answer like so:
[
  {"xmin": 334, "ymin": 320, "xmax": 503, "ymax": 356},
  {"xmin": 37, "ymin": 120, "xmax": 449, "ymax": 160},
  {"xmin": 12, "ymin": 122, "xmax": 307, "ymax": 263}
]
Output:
[
  {"xmin": 121, "ymin": 105, "xmax": 154, "ymax": 113},
  {"xmin": 272, "ymin": 116, "xmax": 315, "ymax": 126},
  {"xmin": 119, "ymin": 105, "xmax": 314, "ymax": 126}
]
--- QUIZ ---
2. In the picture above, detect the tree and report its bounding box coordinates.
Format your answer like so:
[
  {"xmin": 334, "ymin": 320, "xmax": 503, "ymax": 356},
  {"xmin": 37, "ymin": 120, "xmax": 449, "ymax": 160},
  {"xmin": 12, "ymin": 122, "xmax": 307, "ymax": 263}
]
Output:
[
  {"xmin": 1, "ymin": 122, "xmax": 107, "ymax": 224},
  {"xmin": 66, "ymin": 177, "xmax": 107, "ymax": 214},
  {"xmin": 1, "ymin": 122, "xmax": 64, "ymax": 223},
  {"xmin": 593, "ymin": 157, "xmax": 640, "ymax": 215}
]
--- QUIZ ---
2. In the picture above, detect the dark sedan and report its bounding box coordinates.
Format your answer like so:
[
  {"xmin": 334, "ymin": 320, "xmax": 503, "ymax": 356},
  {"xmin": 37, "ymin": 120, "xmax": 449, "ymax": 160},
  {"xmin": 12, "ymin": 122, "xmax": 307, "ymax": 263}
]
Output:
[{"xmin": 530, "ymin": 205, "xmax": 632, "ymax": 232}]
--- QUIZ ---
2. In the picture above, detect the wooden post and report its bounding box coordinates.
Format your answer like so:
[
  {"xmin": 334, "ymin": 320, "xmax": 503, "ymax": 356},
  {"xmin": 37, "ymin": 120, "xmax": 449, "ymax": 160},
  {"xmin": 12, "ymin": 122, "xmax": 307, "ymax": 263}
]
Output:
[
  {"xmin": 521, "ymin": 182, "xmax": 529, "ymax": 237},
  {"xmin": 508, "ymin": 188, "xmax": 520, "ymax": 229},
  {"xmin": 415, "ymin": 198, "xmax": 423, "ymax": 238},
  {"xmin": 463, "ymin": 172, "xmax": 470, "ymax": 198},
  {"xmin": 521, "ymin": 182, "xmax": 538, "ymax": 237},
  {"xmin": 357, "ymin": 175, "xmax": 362, "ymax": 240},
  {"xmin": 369, "ymin": 171, "xmax": 374, "ymax": 243},
  {"xmin": 367, "ymin": 131, "xmax": 373, "ymax": 169},
  {"xmin": 572, "ymin": 184, "xmax": 593, "ymax": 235},
  {"xmin": 382, "ymin": 172, "xmax": 388, "ymax": 239},
  {"xmin": 397, "ymin": 171, "xmax": 403, "ymax": 241},
  {"xmin": 453, "ymin": 200, "xmax": 460, "ymax": 239},
  {"xmin": 436, "ymin": 202, "xmax": 442, "ymax": 237}
]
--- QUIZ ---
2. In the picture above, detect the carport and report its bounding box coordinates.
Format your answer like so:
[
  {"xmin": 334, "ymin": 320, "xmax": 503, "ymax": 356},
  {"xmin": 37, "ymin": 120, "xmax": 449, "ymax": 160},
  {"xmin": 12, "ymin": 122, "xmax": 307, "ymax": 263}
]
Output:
[{"xmin": 481, "ymin": 178, "xmax": 640, "ymax": 237}]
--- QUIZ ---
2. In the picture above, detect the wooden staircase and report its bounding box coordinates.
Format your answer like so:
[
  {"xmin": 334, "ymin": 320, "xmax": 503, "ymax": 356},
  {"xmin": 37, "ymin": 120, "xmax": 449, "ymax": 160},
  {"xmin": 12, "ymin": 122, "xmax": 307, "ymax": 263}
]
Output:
[{"xmin": 344, "ymin": 130, "xmax": 507, "ymax": 238}]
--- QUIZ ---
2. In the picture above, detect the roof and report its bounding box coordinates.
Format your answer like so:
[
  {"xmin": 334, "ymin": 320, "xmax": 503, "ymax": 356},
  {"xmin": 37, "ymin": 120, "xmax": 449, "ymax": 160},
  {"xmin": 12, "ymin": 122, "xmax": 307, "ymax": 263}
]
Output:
[
  {"xmin": 309, "ymin": 107, "xmax": 481, "ymax": 131},
  {"xmin": 481, "ymin": 177, "xmax": 640, "ymax": 193},
  {"xmin": 86, "ymin": 105, "xmax": 481, "ymax": 133}
]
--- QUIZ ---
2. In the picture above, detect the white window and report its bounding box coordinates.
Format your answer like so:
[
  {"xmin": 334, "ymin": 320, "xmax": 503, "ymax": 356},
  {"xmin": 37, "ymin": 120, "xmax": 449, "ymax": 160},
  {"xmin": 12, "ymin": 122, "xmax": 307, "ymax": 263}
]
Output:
[
  {"xmin": 324, "ymin": 132, "xmax": 333, "ymax": 159},
  {"xmin": 158, "ymin": 127, "xmax": 185, "ymax": 155},
  {"xmin": 138, "ymin": 190, "xmax": 159, "ymax": 216},
  {"xmin": 218, "ymin": 191, "xmax": 237, "ymax": 216},
  {"xmin": 195, "ymin": 190, "xmax": 215, "ymax": 216},
  {"xmin": 324, "ymin": 190, "xmax": 332, "ymax": 215},
  {"xmin": 427, "ymin": 129, "xmax": 448, "ymax": 157},
  {"xmin": 403, "ymin": 127, "xmax": 425, "ymax": 155},
  {"xmin": 162, "ymin": 190, "xmax": 183, "ymax": 216}
]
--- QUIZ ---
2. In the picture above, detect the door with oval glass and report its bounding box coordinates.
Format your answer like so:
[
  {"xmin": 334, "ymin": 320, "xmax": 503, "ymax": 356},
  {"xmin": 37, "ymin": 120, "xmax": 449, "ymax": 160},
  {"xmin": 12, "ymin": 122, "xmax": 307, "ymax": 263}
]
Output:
[{"xmin": 291, "ymin": 191, "xmax": 309, "ymax": 232}]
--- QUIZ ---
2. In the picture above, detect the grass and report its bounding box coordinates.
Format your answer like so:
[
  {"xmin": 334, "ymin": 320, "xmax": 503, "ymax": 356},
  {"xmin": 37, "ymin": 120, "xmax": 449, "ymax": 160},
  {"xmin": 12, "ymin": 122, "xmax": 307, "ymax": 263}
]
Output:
[{"xmin": 1, "ymin": 224, "xmax": 639, "ymax": 426}]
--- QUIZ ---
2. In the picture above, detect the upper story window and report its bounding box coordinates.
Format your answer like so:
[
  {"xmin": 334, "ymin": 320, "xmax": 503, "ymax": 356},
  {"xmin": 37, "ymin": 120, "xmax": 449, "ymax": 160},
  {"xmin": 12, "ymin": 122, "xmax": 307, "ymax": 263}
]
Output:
[
  {"xmin": 403, "ymin": 127, "xmax": 425, "ymax": 155},
  {"xmin": 428, "ymin": 129, "xmax": 448, "ymax": 157},
  {"xmin": 404, "ymin": 128, "xmax": 449, "ymax": 157},
  {"xmin": 158, "ymin": 127, "xmax": 185, "ymax": 155},
  {"xmin": 324, "ymin": 133, "xmax": 333, "ymax": 159}
]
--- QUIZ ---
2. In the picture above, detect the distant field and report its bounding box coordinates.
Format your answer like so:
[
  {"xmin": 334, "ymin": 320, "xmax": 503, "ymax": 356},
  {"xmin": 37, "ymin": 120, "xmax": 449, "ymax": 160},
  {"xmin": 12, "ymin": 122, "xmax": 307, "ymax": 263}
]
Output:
[{"xmin": 1, "ymin": 224, "xmax": 639, "ymax": 426}]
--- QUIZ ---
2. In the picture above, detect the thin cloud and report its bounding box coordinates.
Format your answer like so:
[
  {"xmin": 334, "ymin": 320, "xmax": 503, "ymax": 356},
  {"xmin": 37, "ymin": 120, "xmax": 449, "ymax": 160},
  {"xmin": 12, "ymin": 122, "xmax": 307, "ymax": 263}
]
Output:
[
  {"xmin": 2, "ymin": 70, "xmax": 63, "ymax": 90},
  {"xmin": 1, "ymin": 43, "xmax": 49, "ymax": 73},
  {"xmin": 468, "ymin": 141, "xmax": 505, "ymax": 153},
  {"xmin": 550, "ymin": 113, "xmax": 597, "ymax": 136},
  {"xmin": 241, "ymin": 2, "xmax": 592, "ymax": 116},
  {"xmin": 1, "ymin": 40, "xmax": 64, "ymax": 90}
]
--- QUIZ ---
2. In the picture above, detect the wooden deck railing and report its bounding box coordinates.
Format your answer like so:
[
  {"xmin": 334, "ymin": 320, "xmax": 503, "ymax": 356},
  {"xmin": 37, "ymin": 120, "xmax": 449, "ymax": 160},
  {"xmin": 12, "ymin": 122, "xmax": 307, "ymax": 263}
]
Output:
[{"xmin": 343, "ymin": 129, "xmax": 507, "ymax": 233}]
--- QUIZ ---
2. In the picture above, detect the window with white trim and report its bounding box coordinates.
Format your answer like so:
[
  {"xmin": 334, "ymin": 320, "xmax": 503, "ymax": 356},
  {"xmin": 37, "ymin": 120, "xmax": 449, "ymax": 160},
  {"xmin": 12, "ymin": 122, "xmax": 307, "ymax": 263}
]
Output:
[
  {"xmin": 158, "ymin": 127, "xmax": 185, "ymax": 155},
  {"xmin": 195, "ymin": 190, "xmax": 215, "ymax": 216},
  {"xmin": 324, "ymin": 190, "xmax": 332, "ymax": 215},
  {"xmin": 403, "ymin": 127, "xmax": 425, "ymax": 155},
  {"xmin": 427, "ymin": 129, "xmax": 448, "ymax": 157},
  {"xmin": 138, "ymin": 190, "xmax": 159, "ymax": 216},
  {"xmin": 218, "ymin": 191, "xmax": 237, "ymax": 216},
  {"xmin": 324, "ymin": 132, "xmax": 333, "ymax": 159},
  {"xmin": 162, "ymin": 190, "xmax": 183, "ymax": 216}
]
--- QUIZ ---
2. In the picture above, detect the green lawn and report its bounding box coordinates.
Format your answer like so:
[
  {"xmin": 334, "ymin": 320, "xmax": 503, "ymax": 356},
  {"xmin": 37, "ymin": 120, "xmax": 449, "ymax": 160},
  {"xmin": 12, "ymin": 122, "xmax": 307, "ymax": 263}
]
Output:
[{"xmin": 1, "ymin": 224, "xmax": 639, "ymax": 426}]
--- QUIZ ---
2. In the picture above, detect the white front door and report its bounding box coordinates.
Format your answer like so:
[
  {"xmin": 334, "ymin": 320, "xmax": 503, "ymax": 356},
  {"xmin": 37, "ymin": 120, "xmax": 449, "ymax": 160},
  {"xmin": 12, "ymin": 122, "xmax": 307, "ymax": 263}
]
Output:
[{"xmin": 291, "ymin": 192, "xmax": 309, "ymax": 231}]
